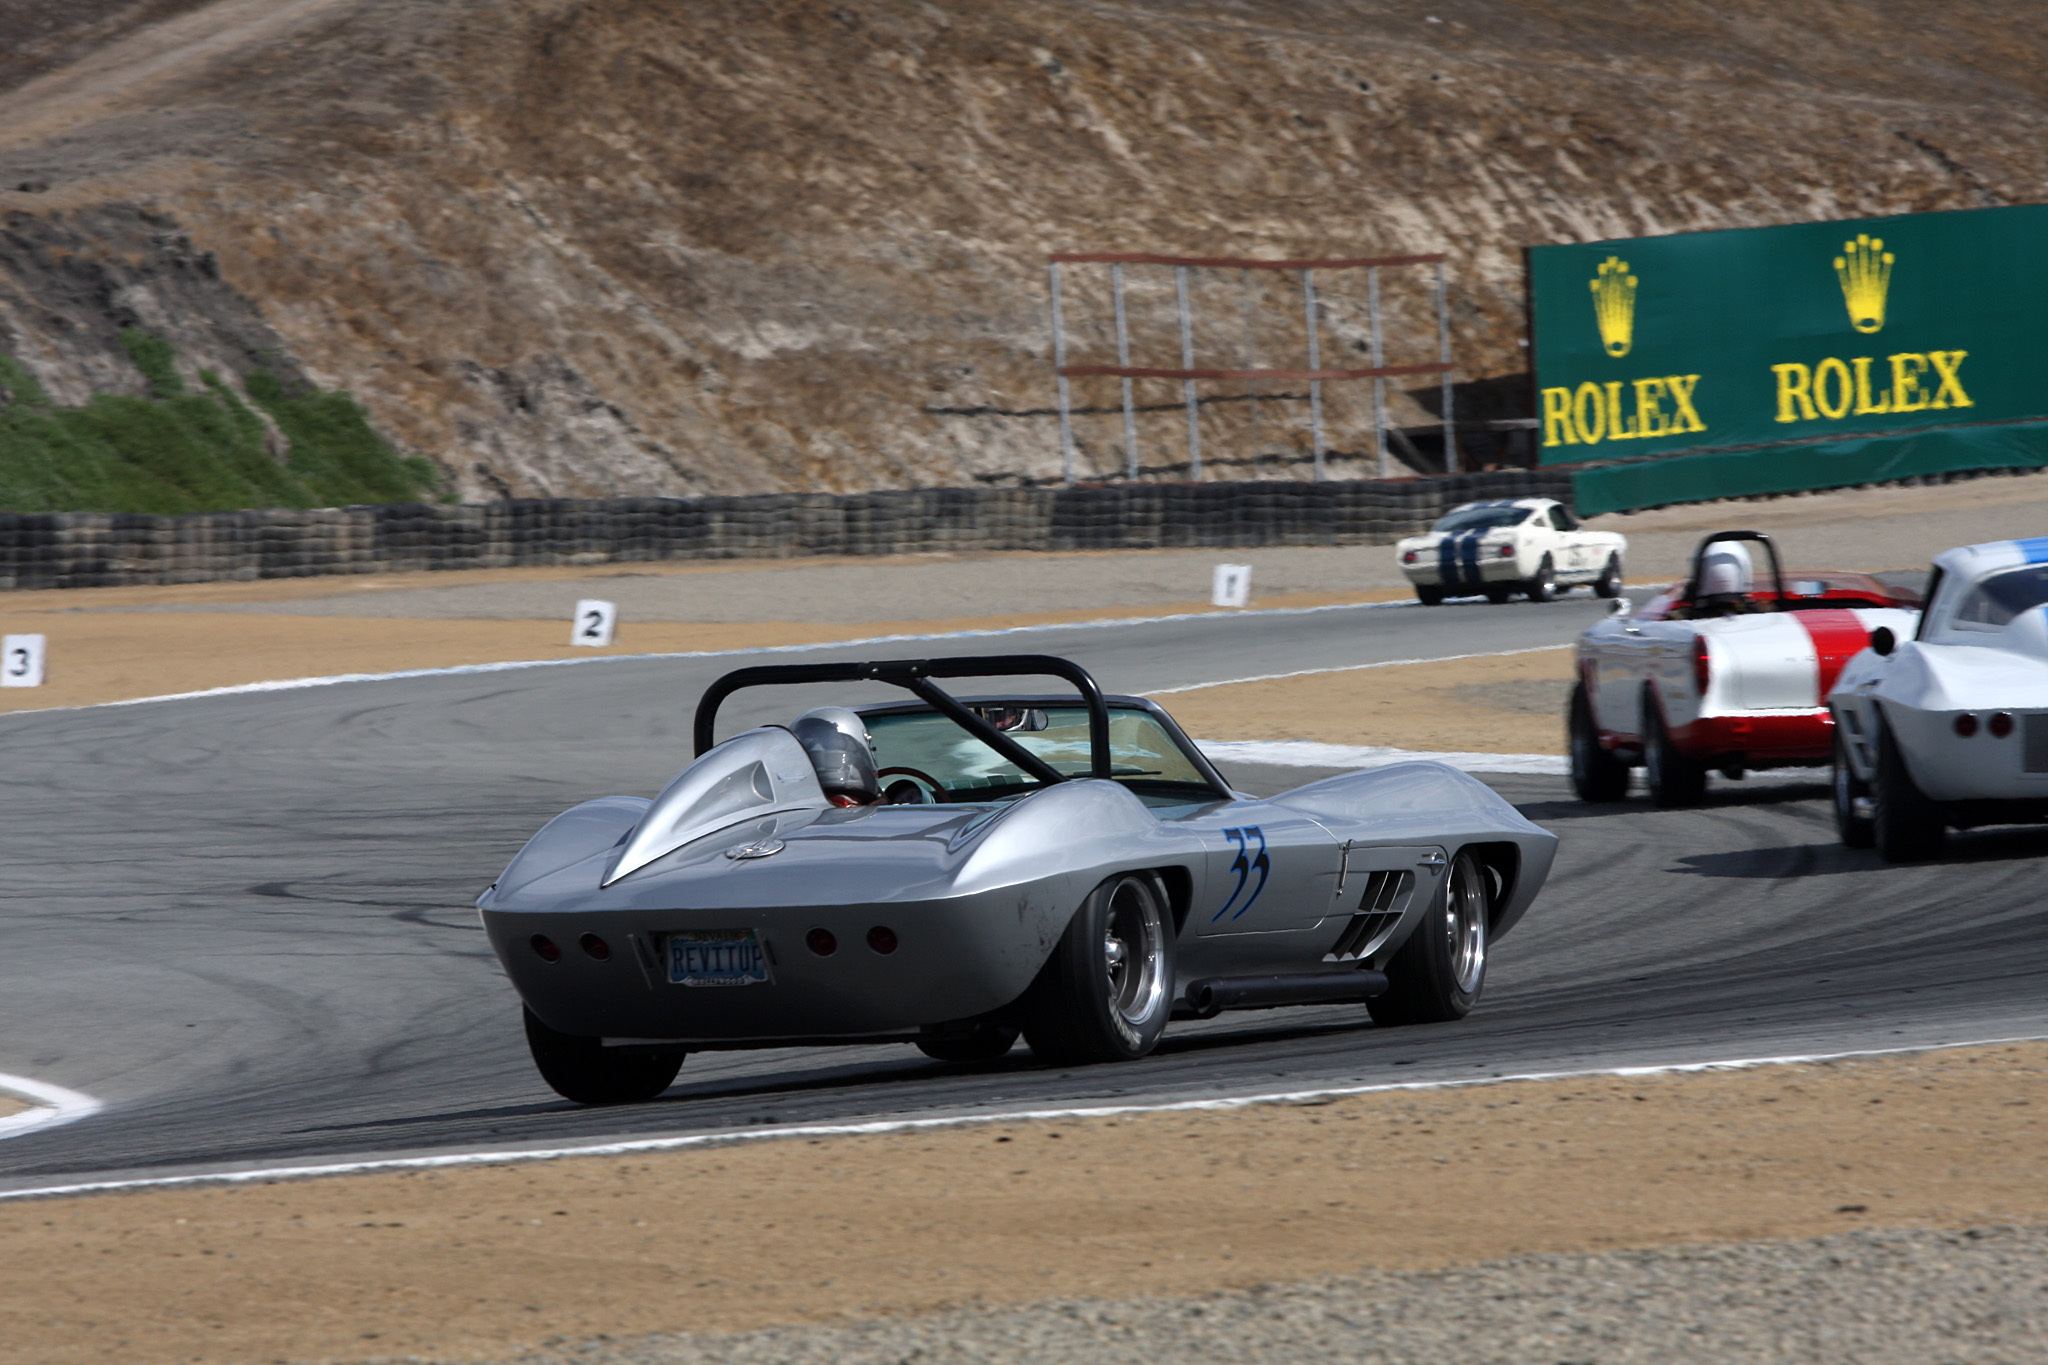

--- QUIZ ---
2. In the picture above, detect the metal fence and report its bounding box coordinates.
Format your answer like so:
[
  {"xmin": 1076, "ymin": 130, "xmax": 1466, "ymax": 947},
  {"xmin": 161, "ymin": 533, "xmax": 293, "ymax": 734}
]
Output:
[
  {"xmin": 0, "ymin": 471, "xmax": 1573, "ymax": 590},
  {"xmin": 1048, "ymin": 252, "xmax": 1456, "ymax": 484}
]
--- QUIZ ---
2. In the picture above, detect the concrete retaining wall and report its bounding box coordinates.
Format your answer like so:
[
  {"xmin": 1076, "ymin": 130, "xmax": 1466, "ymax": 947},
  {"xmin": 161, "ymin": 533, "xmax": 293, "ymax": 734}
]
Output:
[{"xmin": 0, "ymin": 471, "xmax": 1573, "ymax": 590}]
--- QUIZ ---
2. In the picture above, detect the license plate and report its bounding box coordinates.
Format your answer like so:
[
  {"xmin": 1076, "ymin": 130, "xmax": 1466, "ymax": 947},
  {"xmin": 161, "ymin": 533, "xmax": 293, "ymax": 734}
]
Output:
[{"xmin": 665, "ymin": 930, "xmax": 770, "ymax": 987}]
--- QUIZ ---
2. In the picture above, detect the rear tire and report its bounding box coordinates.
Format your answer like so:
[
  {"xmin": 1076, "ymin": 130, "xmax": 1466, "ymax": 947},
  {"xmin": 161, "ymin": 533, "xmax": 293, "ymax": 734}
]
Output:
[
  {"xmin": 1594, "ymin": 554, "xmax": 1623, "ymax": 599},
  {"xmin": 1873, "ymin": 717, "xmax": 1945, "ymax": 862},
  {"xmin": 1369, "ymin": 850, "xmax": 1489, "ymax": 1026},
  {"xmin": 1416, "ymin": 584, "xmax": 1445, "ymax": 606},
  {"xmin": 1569, "ymin": 681, "xmax": 1630, "ymax": 802},
  {"xmin": 523, "ymin": 1006, "xmax": 683, "ymax": 1105},
  {"xmin": 916, "ymin": 1022, "xmax": 1020, "ymax": 1063},
  {"xmin": 1021, "ymin": 873, "xmax": 1174, "ymax": 1065},
  {"xmin": 1525, "ymin": 554, "xmax": 1558, "ymax": 603},
  {"xmin": 1643, "ymin": 691, "xmax": 1708, "ymax": 807},
  {"xmin": 1832, "ymin": 727, "xmax": 1874, "ymax": 849}
]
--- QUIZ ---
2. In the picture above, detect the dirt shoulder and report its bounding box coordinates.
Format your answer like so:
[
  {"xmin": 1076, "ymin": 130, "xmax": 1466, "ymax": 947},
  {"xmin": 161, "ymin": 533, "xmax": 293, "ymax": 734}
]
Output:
[
  {"xmin": 1161, "ymin": 646, "xmax": 1572, "ymax": 754},
  {"xmin": 3, "ymin": 1041, "xmax": 2042, "ymax": 1365}
]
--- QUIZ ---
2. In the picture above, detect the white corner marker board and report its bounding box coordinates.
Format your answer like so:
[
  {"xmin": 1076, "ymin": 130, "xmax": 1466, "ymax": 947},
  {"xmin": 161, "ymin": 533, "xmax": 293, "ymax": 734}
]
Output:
[
  {"xmin": 1211, "ymin": 564, "xmax": 1251, "ymax": 609},
  {"xmin": 571, "ymin": 600, "xmax": 618, "ymax": 648},
  {"xmin": 2, "ymin": 634, "xmax": 46, "ymax": 687}
]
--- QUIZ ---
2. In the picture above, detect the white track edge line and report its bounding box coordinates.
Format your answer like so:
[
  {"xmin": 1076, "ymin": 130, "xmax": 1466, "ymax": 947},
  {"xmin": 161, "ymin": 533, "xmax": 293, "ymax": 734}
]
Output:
[
  {"xmin": 0, "ymin": 1073, "xmax": 102, "ymax": 1143},
  {"xmin": 12, "ymin": 598, "xmax": 1420, "ymax": 715},
  {"xmin": 1144, "ymin": 643, "xmax": 1566, "ymax": 694},
  {"xmin": 6, "ymin": 1033, "xmax": 2043, "ymax": 1203}
]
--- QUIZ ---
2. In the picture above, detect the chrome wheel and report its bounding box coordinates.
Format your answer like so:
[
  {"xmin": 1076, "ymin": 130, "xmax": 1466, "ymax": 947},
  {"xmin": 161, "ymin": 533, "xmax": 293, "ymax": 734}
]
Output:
[
  {"xmin": 1368, "ymin": 850, "xmax": 1490, "ymax": 1027},
  {"xmin": 1021, "ymin": 873, "xmax": 1176, "ymax": 1064},
  {"xmin": 1103, "ymin": 876, "xmax": 1167, "ymax": 1028},
  {"xmin": 1444, "ymin": 855, "xmax": 1488, "ymax": 996}
]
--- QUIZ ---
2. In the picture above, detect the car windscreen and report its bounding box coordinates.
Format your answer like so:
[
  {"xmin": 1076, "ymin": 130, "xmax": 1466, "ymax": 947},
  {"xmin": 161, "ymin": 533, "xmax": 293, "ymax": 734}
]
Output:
[
  {"xmin": 866, "ymin": 705, "xmax": 1213, "ymax": 798},
  {"xmin": 1432, "ymin": 506, "xmax": 1531, "ymax": 533},
  {"xmin": 1952, "ymin": 563, "xmax": 2048, "ymax": 628}
]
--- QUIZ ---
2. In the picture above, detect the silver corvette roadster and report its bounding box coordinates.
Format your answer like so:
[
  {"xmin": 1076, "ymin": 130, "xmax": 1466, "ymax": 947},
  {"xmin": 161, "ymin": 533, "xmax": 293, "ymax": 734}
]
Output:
[{"xmin": 479, "ymin": 655, "xmax": 1558, "ymax": 1104}]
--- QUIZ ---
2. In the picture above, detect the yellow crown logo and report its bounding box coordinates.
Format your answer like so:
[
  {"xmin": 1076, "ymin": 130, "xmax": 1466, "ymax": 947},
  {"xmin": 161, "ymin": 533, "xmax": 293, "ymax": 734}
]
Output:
[
  {"xmin": 1834, "ymin": 233, "xmax": 1894, "ymax": 334},
  {"xmin": 1588, "ymin": 256, "xmax": 1637, "ymax": 358}
]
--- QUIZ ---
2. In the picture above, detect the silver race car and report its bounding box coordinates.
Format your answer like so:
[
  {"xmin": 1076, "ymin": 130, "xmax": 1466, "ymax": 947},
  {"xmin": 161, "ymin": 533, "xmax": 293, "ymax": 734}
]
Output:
[{"xmin": 479, "ymin": 655, "xmax": 1558, "ymax": 1104}]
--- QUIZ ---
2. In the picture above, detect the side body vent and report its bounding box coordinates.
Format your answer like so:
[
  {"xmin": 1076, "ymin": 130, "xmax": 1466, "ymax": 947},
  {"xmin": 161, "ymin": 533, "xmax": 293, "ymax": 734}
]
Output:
[{"xmin": 1324, "ymin": 870, "xmax": 1414, "ymax": 963}]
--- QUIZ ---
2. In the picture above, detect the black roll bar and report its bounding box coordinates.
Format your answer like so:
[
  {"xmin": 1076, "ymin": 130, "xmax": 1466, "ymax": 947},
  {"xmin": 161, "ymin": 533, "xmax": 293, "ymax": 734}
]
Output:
[
  {"xmin": 691, "ymin": 654, "xmax": 1114, "ymax": 783},
  {"xmin": 1681, "ymin": 529, "xmax": 1789, "ymax": 609}
]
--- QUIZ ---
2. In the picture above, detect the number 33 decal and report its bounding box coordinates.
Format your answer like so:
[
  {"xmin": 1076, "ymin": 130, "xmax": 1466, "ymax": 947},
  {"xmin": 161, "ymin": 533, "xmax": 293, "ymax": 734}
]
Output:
[{"xmin": 1212, "ymin": 825, "xmax": 1270, "ymax": 922}]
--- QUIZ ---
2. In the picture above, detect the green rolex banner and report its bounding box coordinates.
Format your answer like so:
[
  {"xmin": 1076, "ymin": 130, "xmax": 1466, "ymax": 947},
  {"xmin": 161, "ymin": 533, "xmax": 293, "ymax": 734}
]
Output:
[{"xmin": 1528, "ymin": 204, "xmax": 2048, "ymax": 515}]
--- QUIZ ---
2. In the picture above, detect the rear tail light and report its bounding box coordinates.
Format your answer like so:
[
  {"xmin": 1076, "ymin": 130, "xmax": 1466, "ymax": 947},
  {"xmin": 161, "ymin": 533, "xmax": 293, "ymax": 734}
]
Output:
[
  {"xmin": 578, "ymin": 933, "xmax": 611, "ymax": 961},
  {"xmin": 1496, "ymin": 545, "xmax": 1514, "ymax": 557},
  {"xmin": 529, "ymin": 934, "xmax": 561, "ymax": 963},
  {"xmin": 1402, "ymin": 550, "xmax": 1418, "ymax": 564},
  {"xmin": 806, "ymin": 927, "xmax": 838, "ymax": 956},
  {"xmin": 866, "ymin": 925, "xmax": 899, "ymax": 955},
  {"xmin": 1692, "ymin": 636, "xmax": 1711, "ymax": 695},
  {"xmin": 1955, "ymin": 713, "xmax": 1979, "ymax": 737},
  {"xmin": 1990, "ymin": 712, "xmax": 2014, "ymax": 738}
]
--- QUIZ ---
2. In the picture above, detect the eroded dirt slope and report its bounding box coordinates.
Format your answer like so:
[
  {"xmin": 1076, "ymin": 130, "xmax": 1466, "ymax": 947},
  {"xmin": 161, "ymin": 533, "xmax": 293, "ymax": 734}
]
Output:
[{"xmin": 2, "ymin": 0, "xmax": 2045, "ymax": 499}]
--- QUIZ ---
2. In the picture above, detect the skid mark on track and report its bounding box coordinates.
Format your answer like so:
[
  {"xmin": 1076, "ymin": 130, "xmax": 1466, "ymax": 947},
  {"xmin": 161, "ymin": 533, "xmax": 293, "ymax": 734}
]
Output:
[{"xmin": 5, "ymin": 1033, "xmax": 2045, "ymax": 1202}]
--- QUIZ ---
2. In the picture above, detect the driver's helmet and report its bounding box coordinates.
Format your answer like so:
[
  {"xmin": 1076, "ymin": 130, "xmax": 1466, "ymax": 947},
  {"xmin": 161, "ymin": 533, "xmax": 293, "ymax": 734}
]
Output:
[
  {"xmin": 1697, "ymin": 540, "xmax": 1754, "ymax": 609},
  {"xmin": 792, "ymin": 707, "xmax": 879, "ymax": 806}
]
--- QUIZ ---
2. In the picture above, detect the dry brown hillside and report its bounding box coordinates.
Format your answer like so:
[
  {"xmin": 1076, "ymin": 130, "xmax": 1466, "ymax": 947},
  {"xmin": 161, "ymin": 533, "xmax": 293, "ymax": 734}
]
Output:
[{"xmin": 2, "ymin": 0, "xmax": 2046, "ymax": 500}]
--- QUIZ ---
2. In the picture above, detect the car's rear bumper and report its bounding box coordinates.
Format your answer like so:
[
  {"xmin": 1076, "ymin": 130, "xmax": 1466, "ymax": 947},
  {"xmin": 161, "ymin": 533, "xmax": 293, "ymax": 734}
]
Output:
[
  {"xmin": 1401, "ymin": 559, "xmax": 1523, "ymax": 589},
  {"xmin": 484, "ymin": 888, "xmax": 1067, "ymax": 1043},
  {"xmin": 1602, "ymin": 709, "xmax": 1834, "ymax": 766},
  {"xmin": 1884, "ymin": 704, "xmax": 2048, "ymax": 802}
]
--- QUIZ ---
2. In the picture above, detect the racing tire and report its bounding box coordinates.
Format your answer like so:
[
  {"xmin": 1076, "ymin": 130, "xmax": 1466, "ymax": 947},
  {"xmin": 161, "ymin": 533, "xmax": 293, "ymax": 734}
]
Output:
[
  {"xmin": 1831, "ymin": 728, "xmax": 1874, "ymax": 849},
  {"xmin": 1872, "ymin": 717, "xmax": 1945, "ymax": 862},
  {"xmin": 1416, "ymin": 584, "xmax": 1445, "ymax": 606},
  {"xmin": 1020, "ymin": 872, "xmax": 1174, "ymax": 1066},
  {"xmin": 1642, "ymin": 691, "xmax": 1708, "ymax": 807},
  {"xmin": 1569, "ymin": 681, "xmax": 1630, "ymax": 802},
  {"xmin": 1368, "ymin": 850, "xmax": 1489, "ymax": 1027},
  {"xmin": 1594, "ymin": 554, "xmax": 1623, "ymax": 599},
  {"xmin": 1525, "ymin": 554, "xmax": 1558, "ymax": 603},
  {"xmin": 1483, "ymin": 584, "xmax": 1516, "ymax": 605},
  {"xmin": 916, "ymin": 1022, "xmax": 1021, "ymax": 1063},
  {"xmin": 523, "ymin": 1006, "xmax": 683, "ymax": 1105}
]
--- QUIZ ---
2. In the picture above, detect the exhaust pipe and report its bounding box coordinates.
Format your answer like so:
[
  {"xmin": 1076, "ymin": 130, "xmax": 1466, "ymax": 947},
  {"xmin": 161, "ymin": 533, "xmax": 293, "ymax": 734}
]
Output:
[{"xmin": 1183, "ymin": 970, "xmax": 1390, "ymax": 1018}]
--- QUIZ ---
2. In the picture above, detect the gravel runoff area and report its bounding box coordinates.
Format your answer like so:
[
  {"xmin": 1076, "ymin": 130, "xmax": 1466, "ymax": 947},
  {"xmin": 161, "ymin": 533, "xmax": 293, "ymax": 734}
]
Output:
[{"xmin": 512, "ymin": 1225, "xmax": 2048, "ymax": 1365}]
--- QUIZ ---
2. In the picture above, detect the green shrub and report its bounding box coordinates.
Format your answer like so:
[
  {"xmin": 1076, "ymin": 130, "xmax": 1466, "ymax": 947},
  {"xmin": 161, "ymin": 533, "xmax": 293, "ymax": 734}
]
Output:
[{"xmin": 0, "ymin": 335, "xmax": 442, "ymax": 513}]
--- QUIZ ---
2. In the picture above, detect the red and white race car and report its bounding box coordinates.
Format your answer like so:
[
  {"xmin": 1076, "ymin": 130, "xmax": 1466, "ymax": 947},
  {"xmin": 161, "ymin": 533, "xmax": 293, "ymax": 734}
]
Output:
[{"xmin": 1569, "ymin": 530, "xmax": 1922, "ymax": 805}]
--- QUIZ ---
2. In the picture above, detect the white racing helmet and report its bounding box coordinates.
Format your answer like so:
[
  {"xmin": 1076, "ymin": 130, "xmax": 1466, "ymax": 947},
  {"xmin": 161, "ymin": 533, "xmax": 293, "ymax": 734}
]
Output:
[
  {"xmin": 792, "ymin": 706, "xmax": 880, "ymax": 805},
  {"xmin": 1698, "ymin": 540, "xmax": 1754, "ymax": 598}
]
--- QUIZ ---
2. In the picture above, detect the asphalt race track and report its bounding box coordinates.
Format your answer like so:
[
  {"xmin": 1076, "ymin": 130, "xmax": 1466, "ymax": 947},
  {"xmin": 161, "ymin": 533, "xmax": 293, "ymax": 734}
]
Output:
[{"xmin": 3, "ymin": 594, "xmax": 2046, "ymax": 1190}]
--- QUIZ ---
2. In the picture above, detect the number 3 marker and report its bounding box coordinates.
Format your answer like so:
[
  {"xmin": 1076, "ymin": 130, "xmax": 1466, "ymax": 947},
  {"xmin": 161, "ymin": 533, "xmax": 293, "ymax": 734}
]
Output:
[{"xmin": 1, "ymin": 634, "xmax": 47, "ymax": 687}]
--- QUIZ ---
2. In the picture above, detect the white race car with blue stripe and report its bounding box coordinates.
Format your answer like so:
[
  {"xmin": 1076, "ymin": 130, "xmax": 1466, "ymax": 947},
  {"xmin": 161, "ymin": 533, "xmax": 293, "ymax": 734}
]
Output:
[
  {"xmin": 1829, "ymin": 535, "xmax": 2048, "ymax": 861},
  {"xmin": 1396, "ymin": 498, "xmax": 1626, "ymax": 606}
]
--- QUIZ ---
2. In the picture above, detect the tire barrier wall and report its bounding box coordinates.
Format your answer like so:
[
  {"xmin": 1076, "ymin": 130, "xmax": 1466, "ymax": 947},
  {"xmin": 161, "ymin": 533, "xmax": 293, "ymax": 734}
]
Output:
[{"xmin": 0, "ymin": 470, "xmax": 1574, "ymax": 591}]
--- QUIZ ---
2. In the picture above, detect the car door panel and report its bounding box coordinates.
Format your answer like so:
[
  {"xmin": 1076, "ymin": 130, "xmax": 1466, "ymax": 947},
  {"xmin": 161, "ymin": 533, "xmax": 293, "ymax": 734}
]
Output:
[{"xmin": 1189, "ymin": 807, "xmax": 1341, "ymax": 936}]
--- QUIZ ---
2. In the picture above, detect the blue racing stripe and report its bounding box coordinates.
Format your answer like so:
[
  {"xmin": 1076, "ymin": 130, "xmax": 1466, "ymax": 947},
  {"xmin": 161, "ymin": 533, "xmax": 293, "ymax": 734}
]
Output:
[
  {"xmin": 1460, "ymin": 530, "xmax": 1482, "ymax": 584},
  {"xmin": 1438, "ymin": 534, "xmax": 1460, "ymax": 587},
  {"xmin": 2013, "ymin": 535, "xmax": 2048, "ymax": 564}
]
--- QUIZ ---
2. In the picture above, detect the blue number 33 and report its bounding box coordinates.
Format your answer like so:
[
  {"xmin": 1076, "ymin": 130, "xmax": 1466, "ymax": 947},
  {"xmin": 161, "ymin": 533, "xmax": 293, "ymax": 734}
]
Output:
[{"xmin": 1212, "ymin": 825, "xmax": 1270, "ymax": 922}]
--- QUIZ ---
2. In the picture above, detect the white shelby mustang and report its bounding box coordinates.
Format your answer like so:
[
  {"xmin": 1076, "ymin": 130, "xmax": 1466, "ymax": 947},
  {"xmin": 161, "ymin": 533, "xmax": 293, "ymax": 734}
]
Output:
[
  {"xmin": 1396, "ymin": 498, "xmax": 1626, "ymax": 605},
  {"xmin": 1829, "ymin": 536, "xmax": 2048, "ymax": 861}
]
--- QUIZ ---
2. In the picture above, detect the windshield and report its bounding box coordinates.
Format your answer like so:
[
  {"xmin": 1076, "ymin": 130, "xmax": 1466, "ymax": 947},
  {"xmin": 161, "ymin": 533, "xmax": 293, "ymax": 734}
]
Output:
[
  {"xmin": 1433, "ymin": 505, "xmax": 1531, "ymax": 533},
  {"xmin": 1952, "ymin": 564, "xmax": 2048, "ymax": 628},
  {"xmin": 865, "ymin": 705, "xmax": 1213, "ymax": 800}
]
